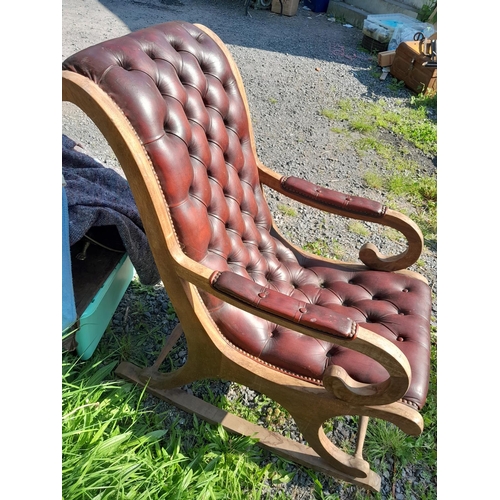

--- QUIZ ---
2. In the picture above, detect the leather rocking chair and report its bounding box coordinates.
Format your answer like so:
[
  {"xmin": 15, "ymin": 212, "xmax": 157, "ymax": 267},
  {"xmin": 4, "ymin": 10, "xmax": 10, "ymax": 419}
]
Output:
[{"xmin": 62, "ymin": 21, "xmax": 432, "ymax": 492}]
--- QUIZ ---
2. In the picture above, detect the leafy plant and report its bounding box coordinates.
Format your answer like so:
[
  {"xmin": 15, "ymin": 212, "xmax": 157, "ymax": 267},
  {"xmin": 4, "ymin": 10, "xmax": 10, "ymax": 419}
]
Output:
[
  {"xmin": 417, "ymin": 1, "xmax": 437, "ymax": 22},
  {"xmin": 388, "ymin": 78, "xmax": 406, "ymax": 92}
]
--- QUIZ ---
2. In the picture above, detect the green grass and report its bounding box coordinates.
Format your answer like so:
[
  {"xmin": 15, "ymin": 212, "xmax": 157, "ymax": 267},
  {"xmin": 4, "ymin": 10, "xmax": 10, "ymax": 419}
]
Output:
[
  {"xmin": 62, "ymin": 355, "xmax": 294, "ymax": 499},
  {"xmin": 364, "ymin": 333, "xmax": 437, "ymax": 498},
  {"xmin": 277, "ymin": 203, "xmax": 298, "ymax": 217},
  {"xmin": 322, "ymin": 92, "xmax": 437, "ymax": 247},
  {"xmin": 348, "ymin": 220, "xmax": 370, "ymax": 237},
  {"xmin": 303, "ymin": 238, "xmax": 344, "ymax": 260},
  {"xmin": 321, "ymin": 97, "xmax": 437, "ymax": 156}
]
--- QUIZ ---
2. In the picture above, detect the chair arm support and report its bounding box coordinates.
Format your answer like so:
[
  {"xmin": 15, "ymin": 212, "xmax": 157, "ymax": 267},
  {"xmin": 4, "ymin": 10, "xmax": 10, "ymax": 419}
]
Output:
[
  {"xmin": 259, "ymin": 167, "xmax": 424, "ymax": 272},
  {"xmin": 209, "ymin": 270, "xmax": 411, "ymax": 405},
  {"xmin": 210, "ymin": 270, "xmax": 357, "ymax": 340},
  {"xmin": 281, "ymin": 175, "xmax": 387, "ymax": 219},
  {"xmin": 280, "ymin": 176, "xmax": 424, "ymax": 272}
]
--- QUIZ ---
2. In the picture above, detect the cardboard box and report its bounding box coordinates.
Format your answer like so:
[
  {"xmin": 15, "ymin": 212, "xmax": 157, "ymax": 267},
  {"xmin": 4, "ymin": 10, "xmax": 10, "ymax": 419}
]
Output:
[
  {"xmin": 378, "ymin": 50, "xmax": 396, "ymax": 67},
  {"xmin": 271, "ymin": 0, "xmax": 299, "ymax": 16},
  {"xmin": 390, "ymin": 40, "xmax": 437, "ymax": 94}
]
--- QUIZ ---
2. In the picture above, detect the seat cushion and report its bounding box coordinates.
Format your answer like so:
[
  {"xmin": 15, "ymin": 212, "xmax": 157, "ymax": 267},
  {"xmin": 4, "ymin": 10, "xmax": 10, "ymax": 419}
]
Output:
[{"xmin": 205, "ymin": 249, "xmax": 431, "ymax": 410}]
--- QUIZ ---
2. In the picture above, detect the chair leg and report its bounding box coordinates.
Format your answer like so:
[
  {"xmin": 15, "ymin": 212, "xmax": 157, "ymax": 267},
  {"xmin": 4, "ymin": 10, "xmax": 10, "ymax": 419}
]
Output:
[
  {"xmin": 116, "ymin": 322, "xmax": 218, "ymax": 390},
  {"xmin": 355, "ymin": 416, "xmax": 369, "ymax": 459},
  {"xmin": 292, "ymin": 414, "xmax": 373, "ymax": 481},
  {"xmin": 150, "ymin": 323, "xmax": 184, "ymax": 371}
]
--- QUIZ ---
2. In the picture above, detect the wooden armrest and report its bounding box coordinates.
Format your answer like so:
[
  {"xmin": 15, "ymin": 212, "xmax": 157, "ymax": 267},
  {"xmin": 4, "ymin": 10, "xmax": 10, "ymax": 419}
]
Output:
[
  {"xmin": 209, "ymin": 270, "xmax": 411, "ymax": 405},
  {"xmin": 258, "ymin": 165, "xmax": 424, "ymax": 272}
]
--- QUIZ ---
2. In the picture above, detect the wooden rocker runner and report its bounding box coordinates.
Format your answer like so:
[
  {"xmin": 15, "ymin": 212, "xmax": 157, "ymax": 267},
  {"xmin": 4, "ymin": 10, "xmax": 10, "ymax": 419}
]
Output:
[{"xmin": 62, "ymin": 21, "xmax": 432, "ymax": 492}]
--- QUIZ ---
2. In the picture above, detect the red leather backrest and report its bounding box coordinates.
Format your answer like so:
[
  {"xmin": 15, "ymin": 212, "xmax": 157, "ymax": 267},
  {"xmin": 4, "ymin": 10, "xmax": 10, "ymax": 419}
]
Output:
[{"xmin": 63, "ymin": 21, "xmax": 293, "ymax": 284}]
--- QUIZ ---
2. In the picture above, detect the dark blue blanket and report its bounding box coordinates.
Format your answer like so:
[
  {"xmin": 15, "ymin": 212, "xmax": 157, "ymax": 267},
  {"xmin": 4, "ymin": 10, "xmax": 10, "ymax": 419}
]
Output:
[{"xmin": 62, "ymin": 134, "xmax": 160, "ymax": 286}]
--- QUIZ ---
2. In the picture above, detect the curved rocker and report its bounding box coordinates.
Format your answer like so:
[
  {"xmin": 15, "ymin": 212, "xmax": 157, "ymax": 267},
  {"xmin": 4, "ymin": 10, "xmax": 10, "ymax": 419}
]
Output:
[{"xmin": 62, "ymin": 21, "xmax": 432, "ymax": 492}]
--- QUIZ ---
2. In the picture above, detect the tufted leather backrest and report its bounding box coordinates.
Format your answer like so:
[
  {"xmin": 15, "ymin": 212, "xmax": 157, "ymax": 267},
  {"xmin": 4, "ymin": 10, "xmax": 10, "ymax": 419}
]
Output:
[
  {"xmin": 63, "ymin": 22, "xmax": 286, "ymax": 282},
  {"xmin": 63, "ymin": 21, "xmax": 431, "ymax": 409}
]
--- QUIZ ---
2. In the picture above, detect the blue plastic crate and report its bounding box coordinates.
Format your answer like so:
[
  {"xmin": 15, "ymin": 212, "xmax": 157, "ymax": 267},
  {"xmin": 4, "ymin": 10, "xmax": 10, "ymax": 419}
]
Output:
[{"xmin": 304, "ymin": 0, "xmax": 329, "ymax": 13}]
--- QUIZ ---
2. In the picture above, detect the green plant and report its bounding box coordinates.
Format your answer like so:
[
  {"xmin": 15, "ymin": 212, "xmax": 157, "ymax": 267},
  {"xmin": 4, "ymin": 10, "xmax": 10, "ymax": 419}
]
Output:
[
  {"xmin": 353, "ymin": 114, "xmax": 435, "ymax": 242},
  {"xmin": 348, "ymin": 221, "xmax": 370, "ymax": 237},
  {"xmin": 411, "ymin": 91, "xmax": 437, "ymax": 110},
  {"xmin": 322, "ymin": 98, "xmax": 436, "ymax": 155},
  {"xmin": 365, "ymin": 420, "xmax": 414, "ymax": 468},
  {"xmin": 303, "ymin": 239, "xmax": 344, "ymax": 260},
  {"xmin": 62, "ymin": 358, "xmax": 172, "ymax": 499},
  {"xmin": 355, "ymin": 136, "xmax": 393, "ymax": 159},
  {"xmin": 329, "ymin": 126, "xmax": 348, "ymax": 135},
  {"xmin": 278, "ymin": 203, "xmax": 298, "ymax": 217},
  {"xmin": 362, "ymin": 334, "xmax": 437, "ymax": 497},
  {"xmin": 382, "ymin": 227, "xmax": 404, "ymax": 242},
  {"xmin": 350, "ymin": 117, "xmax": 375, "ymax": 133},
  {"xmin": 388, "ymin": 78, "xmax": 406, "ymax": 92},
  {"xmin": 417, "ymin": 1, "xmax": 437, "ymax": 22},
  {"xmin": 320, "ymin": 108, "xmax": 337, "ymax": 120},
  {"xmin": 363, "ymin": 171, "xmax": 384, "ymax": 190}
]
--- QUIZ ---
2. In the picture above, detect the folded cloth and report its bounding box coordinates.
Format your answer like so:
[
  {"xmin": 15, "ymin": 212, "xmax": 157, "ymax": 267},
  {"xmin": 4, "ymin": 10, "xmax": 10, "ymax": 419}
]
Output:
[{"xmin": 62, "ymin": 135, "xmax": 160, "ymax": 285}]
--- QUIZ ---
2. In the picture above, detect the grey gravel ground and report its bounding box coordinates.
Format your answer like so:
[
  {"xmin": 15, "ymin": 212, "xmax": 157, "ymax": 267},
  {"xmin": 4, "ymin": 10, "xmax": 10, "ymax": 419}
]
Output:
[{"xmin": 62, "ymin": 1, "xmax": 437, "ymax": 498}]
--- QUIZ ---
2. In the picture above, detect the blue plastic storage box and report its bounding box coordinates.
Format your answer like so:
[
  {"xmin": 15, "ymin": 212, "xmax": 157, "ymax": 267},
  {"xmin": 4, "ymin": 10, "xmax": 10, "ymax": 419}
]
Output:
[{"xmin": 304, "ymin": 0, "xmax": 329, "ymax": 12}]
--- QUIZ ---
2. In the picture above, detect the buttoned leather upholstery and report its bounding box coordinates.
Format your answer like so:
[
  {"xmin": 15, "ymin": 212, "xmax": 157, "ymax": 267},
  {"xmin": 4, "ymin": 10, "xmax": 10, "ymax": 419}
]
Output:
[{"xmin": 63, "ymin": 21, "xmax": 431, "ymax": 410}]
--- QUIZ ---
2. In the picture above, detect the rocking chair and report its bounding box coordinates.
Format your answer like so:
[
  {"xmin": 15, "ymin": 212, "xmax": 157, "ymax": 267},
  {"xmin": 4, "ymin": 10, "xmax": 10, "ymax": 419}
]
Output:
[{"xmin": 62, "ymin": 21, "xmax": 432, "ymax": 492}]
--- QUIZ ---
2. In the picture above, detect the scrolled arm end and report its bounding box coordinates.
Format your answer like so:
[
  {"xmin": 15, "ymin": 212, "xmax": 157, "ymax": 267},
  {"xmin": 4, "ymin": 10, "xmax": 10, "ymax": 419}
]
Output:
[
  {"xmin": 323, "ymin": 363, "xmax": 411, "ymax": 406},
  {"xmin": 357, "ymin": 209, "xmax": 424, "ymax": 271}
]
